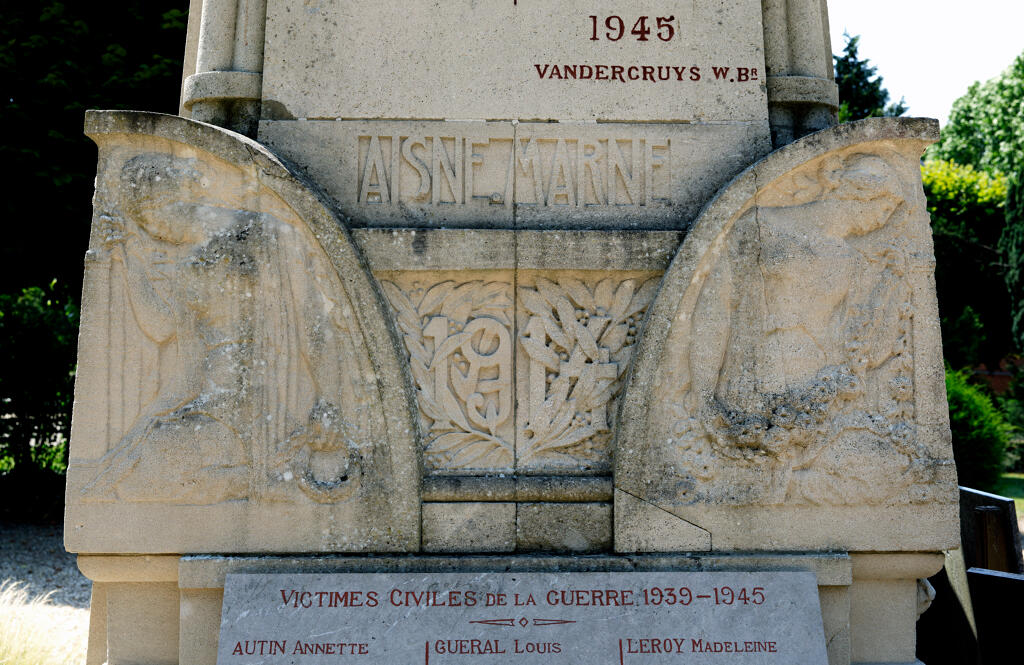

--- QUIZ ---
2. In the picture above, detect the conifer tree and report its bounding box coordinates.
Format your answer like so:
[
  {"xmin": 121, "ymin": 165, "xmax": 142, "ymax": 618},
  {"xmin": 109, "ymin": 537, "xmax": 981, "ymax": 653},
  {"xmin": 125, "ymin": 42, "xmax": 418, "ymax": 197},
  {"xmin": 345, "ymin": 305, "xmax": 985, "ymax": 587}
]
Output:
[{"xmin": 833, "ymin": 34, "xmax": 907, "ymax": 122}]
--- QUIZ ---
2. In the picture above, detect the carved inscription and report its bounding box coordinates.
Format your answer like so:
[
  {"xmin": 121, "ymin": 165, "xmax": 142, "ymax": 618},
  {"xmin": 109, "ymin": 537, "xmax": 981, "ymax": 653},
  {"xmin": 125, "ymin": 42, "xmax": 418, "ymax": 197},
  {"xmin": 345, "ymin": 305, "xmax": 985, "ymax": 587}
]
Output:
[
  {"xmin": 517, "ymin": 275, "xmax": 658, "ymax": 473},
  {"xmin": 357, "ymin": 135, "xmax": 671, "ymax": 210},
  {"xmin": 216, "ymin": 572, "xmax": 828, "ymax": 665},
  {"xmin": 381, "ymin": 275, "xmax": 515, "ymax": 472}
]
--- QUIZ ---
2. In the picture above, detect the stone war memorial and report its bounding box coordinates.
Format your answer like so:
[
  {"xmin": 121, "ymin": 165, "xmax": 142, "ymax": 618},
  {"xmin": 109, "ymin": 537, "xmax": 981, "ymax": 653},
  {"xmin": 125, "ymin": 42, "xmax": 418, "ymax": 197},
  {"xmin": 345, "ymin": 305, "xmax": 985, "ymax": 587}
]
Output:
[{"xmin": 65, "ymin": 1, "xmax": 960, "ymax": 664}]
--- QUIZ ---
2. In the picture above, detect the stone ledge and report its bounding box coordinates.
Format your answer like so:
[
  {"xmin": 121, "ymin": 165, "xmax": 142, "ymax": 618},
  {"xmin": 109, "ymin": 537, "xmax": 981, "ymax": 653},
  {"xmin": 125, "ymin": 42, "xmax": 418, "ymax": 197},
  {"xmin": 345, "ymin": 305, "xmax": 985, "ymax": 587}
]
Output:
[
  {"xmin": 182, "ymin": 70, "xmax": 262, "ymax": 108},
  {"xmin": 766, "ymin": 75, "xmax": 840, "ymax": 108},
  {"xmin": 422, "ymin": 475, "xmax": 613, "ymax": 502},
  {"xmin": 352, "ymin": 229, "xmax": 683, "ymax": 271},
  {"xmin": 177, "ymin": 552, "xmax": 852, "ymax": 590},
  {"xmin": 77, "ymin": 554, "xmax": 181, "ymax": 583},
  {"xmin": 849, "ymin": 552, "xmax": 946, "ymax": 580}
]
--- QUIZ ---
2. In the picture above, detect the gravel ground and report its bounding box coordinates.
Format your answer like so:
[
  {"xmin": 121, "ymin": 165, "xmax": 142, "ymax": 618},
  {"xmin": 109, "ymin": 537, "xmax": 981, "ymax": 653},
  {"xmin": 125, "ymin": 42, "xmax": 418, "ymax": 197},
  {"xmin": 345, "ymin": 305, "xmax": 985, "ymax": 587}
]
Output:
[{"xmin": 0, "ymin": 521, "xmax": 91, "ymax": 609}]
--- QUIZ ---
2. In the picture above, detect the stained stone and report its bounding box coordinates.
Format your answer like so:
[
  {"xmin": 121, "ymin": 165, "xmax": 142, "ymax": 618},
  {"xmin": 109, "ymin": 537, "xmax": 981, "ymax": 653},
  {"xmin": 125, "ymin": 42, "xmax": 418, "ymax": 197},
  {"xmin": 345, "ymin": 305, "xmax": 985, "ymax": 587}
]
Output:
[
  {"xmin": 216, "ymin": 571, "xmax": 828, "ymax": 665},
  {"xmin": 64, "ymin": 111, "xmax": 420, "ymax": 554},
  {"xmin": 257, "ymin": 120, "xmax": 770, "ymax": 229}
]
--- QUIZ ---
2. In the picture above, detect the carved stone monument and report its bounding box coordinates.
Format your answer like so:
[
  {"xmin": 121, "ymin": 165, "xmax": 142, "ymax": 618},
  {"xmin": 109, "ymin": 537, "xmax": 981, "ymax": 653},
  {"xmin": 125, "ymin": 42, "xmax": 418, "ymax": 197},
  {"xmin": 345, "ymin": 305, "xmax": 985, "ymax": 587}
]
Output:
[{"xmin": 67, "ymin": 3, "xmax": 957, "ymax": 665}]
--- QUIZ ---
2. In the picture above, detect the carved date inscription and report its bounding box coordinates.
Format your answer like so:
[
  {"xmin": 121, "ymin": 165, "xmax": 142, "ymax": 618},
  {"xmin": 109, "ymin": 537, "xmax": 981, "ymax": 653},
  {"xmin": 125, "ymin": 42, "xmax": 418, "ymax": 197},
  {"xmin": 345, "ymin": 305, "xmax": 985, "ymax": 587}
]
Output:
[
  {"xmin": 217, "ymin": 571, "xmax": 829, "ymax": 665},
  {"xmin": 357, "ymin": 135, "xmax": 671, "ymax": 210}
]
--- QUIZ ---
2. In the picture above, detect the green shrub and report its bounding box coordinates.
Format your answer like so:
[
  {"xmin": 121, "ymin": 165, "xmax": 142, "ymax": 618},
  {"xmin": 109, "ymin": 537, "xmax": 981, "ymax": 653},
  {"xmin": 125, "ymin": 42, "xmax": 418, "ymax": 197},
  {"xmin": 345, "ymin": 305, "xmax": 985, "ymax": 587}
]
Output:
[{"xmin": 946, "ymin": 368, "xmax": 1013, "ymax": 490}]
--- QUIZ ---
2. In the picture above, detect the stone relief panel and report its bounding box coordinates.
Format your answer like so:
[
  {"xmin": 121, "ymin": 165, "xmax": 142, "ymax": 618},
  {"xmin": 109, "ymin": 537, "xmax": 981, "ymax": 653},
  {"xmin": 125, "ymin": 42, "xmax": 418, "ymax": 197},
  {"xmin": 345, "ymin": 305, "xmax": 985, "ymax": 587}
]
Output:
[
  {"xmin": 66, "ymin": 112, "xmax": 419, "ymax": 553},
  {"xmin": 378, "ymin": 270, "xmax": 658, "ymax": 475},
  {"xmin": 379, "ymin": 272, "xmax": 515, "ymax": 473},
  {"xmin": 81, "ymin": 149, "xmax": 380, "ymax": 504},
  {"xmin": 516, "ymin": 272, "xmax": 658, "ymax": 474},
  {"xmin": 79, "ymin": 149, "xmax": 379, "ymax": 506},
  {"xmin": 624, "ymin": 139, "xmax": 956, "ymax": 513}
]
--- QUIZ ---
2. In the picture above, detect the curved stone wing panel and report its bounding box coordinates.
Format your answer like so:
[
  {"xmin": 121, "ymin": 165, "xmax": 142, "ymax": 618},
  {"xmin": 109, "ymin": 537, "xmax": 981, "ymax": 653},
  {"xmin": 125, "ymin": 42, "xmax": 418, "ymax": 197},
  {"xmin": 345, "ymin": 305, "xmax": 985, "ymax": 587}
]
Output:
[
  {"xmin": 66, "ymin": 111, "xmax": 421, "ymax": 553},
  {"xmin": 615, "ymin": 118, "xmax": 959, "ymax": 552}
]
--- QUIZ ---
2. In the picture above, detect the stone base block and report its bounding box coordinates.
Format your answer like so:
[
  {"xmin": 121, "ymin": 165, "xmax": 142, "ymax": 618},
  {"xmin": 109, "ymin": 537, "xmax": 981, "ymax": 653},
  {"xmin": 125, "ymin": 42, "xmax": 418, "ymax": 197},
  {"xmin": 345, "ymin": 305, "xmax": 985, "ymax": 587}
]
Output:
[{"xmin": 77, "ymin": 549, "xmax": 944, "ymax": 665}]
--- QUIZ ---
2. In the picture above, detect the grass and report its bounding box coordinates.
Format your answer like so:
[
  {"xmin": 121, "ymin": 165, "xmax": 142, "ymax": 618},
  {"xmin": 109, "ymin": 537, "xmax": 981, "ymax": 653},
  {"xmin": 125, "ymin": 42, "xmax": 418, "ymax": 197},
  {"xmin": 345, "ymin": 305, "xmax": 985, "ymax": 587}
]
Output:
[
  {"xmin": 996, "ymin": 472, "xmax": 1024, "ymax": 518},
  {"xmin": 0, "ymin": 581, "xmax": 88, "ymax": 665}
]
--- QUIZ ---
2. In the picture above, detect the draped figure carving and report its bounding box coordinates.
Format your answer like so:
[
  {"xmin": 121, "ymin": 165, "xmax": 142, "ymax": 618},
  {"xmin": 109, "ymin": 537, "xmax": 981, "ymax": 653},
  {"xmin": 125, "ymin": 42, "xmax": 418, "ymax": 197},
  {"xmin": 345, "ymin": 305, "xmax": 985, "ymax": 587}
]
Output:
[
  {"xmin": 614, "ymin": 119, "xmax": 959, "ymax": 551},
  {"xmin": 65, "ymin": 112, "xmax": 419, "ymax": 553}
]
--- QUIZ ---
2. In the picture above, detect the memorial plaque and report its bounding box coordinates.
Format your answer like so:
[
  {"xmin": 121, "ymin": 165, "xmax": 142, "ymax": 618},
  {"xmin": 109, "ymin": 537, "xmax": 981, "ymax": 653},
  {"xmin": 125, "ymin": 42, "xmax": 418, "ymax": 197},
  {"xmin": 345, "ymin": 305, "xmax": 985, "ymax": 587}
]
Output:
[
  {"xmin": 217, "ymin": 572, "xmax": 828, "ymax": 664},
  {"xmin": 257, "ymin": 0, "xmax": 772, "ymax": 228}
]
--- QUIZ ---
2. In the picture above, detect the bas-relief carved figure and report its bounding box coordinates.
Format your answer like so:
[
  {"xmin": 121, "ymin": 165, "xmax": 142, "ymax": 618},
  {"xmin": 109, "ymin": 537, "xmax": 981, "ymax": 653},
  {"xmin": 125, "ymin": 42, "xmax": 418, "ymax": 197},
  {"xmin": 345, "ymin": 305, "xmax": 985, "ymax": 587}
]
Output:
[
  {"xmin": 80, "ymin": 146, "xmax": 380, "ymax": 506},
  {"xmin": 380, "ymin": 273, "xmax": 657, "ymax": 474},
  {"xmin": 647, "ymin": 149, "xmax": 953, "ymax": 507}
]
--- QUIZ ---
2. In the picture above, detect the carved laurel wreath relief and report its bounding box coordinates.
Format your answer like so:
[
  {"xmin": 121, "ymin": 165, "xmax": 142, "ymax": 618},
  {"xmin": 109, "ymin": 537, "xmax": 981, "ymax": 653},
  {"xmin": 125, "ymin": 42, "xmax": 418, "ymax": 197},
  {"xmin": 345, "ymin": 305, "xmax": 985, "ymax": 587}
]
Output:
[
  {"xmin": 381, "ymin": 273, "xmax": 658, "ymax": 473},
  {"xmin": 517, "ymin": 275, "xmax": 658, "ymax": 473},
  {"xmin": 382, "ymin": 278, "xmax": 516, "ymax": 471}
]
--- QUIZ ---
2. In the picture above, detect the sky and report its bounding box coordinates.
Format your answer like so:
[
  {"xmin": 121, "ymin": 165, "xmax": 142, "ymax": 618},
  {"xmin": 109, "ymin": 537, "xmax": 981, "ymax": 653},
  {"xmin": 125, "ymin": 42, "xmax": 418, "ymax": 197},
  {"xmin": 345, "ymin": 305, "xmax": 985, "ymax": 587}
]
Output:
[{"xmin": 827, "ymin": 0, "xmax": 1024, "ymax": 125}]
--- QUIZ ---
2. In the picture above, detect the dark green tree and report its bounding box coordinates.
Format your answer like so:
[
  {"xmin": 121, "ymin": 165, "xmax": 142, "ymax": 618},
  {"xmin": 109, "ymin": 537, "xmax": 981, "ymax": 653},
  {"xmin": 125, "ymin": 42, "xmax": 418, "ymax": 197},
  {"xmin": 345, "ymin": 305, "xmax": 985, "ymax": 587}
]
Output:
[
  {"xmin": 1003, "ymin": 172, "xmax": 1024, "ymax": 353},
  {"xmin": 946, "ymin": 368, "xmax": 1013, "ymax": 491},
  {"xmin": 922, "ymin": 160, "xmax": 1010, "ymax": 368},
  {"xmin": 931, "ymin": 51, "xmax": 1024, "ymax": 178},
  {"xmin": 833, "ymin": 34, "xmax": 907, "ymax": 122},
  {"xmin": 0, "ymin": 4, "xmax": 186, "ymax": 487},
  {"xmin": 0, "ymin": 3, "xmax": 188, "ymax": 298},
  {"xmin": 0, "ymin": 285, "xmax": 79, "ymax": 475}
]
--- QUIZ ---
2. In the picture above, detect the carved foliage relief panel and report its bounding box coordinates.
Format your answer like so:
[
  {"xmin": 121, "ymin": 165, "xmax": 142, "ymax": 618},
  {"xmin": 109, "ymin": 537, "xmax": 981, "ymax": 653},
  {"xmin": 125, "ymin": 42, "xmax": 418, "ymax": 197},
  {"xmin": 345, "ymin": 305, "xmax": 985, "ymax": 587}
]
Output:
[
  {"xmin": 639, "ymin": 146, "xmax": 956, "ymax": 509},
  {"xmin": 381, "ymin": 271, "xmax": 516, "ymax": 472},
  {"xmin": 379, "ymin": 270, "xmax": 659, "ymax": 474},
  {"xmin": 516, "ymin": 272, "xmax": 658, "ymax": 474}
]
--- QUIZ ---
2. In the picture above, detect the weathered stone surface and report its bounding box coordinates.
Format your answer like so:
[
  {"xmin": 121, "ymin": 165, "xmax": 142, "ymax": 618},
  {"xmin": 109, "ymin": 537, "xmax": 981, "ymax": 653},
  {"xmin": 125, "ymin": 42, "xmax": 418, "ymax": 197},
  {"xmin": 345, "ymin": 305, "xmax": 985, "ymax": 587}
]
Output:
[
  {"xmin": 261, "ymin": 1, "xmax": 768, "ymax": 122},
  {"xmin": 375, "ymin": 268, "xmax": 658, "ymax": 476},
  {"xmin": 81, "ymin": 553, "xmax": 854, "ymax": 665},
  {"xmin": 380, "ymin": 271, "xmax": 516, "ymax": 474},
  {"xmin": 352, "ymin": 229, "xmax": 683, "ymax": 272},
  {"xmin": 64, "ymin": 111, "xmax": 421, "ymax": 554},
  {"xmin": 258, "ymin": 120, "xmax": 770, "ymax": 229},
  {"xmin": 421, "ymin": 476, "xmax": 614, "ymax": 504},
  {"xmin": 361, "ymin": 230, "xmax": 676, "ymax": 476},
  {"xmin": 761, "ymin": 0, "xmax": 839, "ymax": 146},
  {"xmin": 76, "ymin": 2, "xmax": 957, "ymax": 662},
  {"xmin": 615, "ymin": 118, "xmax": 960, "ymax": 552},
  {"xmin": 515, "ymin": 502, "xmax": 612, "ymax": 552},
  {"xmin": 816, "ymin": 586, "xmax": 851, "ymax": 665},
  {"xmin": 216, "ymin": 571, "xmax": 828, "ymax": 665},
  {"xmin": 614, "ymin": 489, "xmax": 711, "ymax": 553},
  {"xmin": 847, "ymin": 554, "xmax": 944, "ymax": 664},
  {"xmin": 106, "ymin": 582, "xmax": 179, "ymax": 665},
  {"xmin": 422, "ymin": 502, "xmax": 516, "ymax": 553}
]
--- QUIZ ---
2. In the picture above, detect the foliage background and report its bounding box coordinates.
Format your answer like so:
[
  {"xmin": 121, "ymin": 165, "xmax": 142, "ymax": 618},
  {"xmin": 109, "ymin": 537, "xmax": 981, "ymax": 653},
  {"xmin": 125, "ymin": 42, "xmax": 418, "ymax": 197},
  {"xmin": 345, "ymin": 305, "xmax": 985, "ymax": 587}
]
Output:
[{"xmin": 920, "ymin": 52, "xmax": 1024, "ymax": 484}]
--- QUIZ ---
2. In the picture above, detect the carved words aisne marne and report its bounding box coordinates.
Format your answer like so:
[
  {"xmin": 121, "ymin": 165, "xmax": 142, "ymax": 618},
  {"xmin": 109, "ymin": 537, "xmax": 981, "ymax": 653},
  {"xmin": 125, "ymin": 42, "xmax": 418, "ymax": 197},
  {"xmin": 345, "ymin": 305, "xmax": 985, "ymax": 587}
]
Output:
[{"xmin": 356, "ymin": 134, "xmax": 674, "ymax": 209}]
